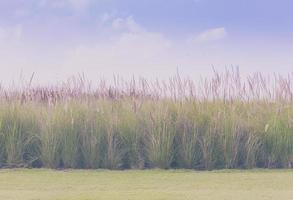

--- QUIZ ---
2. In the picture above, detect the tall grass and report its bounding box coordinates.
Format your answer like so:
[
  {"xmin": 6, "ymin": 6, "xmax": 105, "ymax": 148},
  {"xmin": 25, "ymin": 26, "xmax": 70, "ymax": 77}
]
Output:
[{"xmin": 1, "ymin": 69, "xmax": 293, "ymax": 169}]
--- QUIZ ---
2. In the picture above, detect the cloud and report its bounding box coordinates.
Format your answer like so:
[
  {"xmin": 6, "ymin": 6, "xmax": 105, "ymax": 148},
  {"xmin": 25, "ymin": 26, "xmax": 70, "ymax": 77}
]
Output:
[
  {"xmin": 101, "ymin": 12, "xmax": 113, "ymax": 24},
  {"xmin": 112, "ymin": 16, "xmax": 145, "ymax": 33},
  {"xmin": 0, "ymin": 24, "xmax": 23, "ymax": 42},
  {"xmin": 2, "ymin": 14, "xmax": 292, "ymax": 87},
  {"xmin": 39, "ymin": 0, "xmax": 92, "ymax": 12},
  {"xmin": 193, "ymin": 27, "xmax": 227, "ymax": 43},
  {"xmin": 58, "ymin": 16, "xmax": 175, "ymax": 79}
]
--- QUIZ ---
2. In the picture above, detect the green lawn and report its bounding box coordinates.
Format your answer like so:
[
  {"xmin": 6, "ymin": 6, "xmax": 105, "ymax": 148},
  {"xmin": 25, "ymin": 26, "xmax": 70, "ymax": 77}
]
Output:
[{"xmin": 0, "ymin": 169, "xmax": 293, "ymax": 200}]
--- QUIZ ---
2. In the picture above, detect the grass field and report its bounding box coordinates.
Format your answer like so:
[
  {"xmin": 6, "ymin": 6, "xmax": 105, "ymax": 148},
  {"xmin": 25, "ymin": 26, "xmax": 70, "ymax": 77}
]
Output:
[{"xmin": 0, "ymin": 169, "xmax": 293, "ymax": 200}]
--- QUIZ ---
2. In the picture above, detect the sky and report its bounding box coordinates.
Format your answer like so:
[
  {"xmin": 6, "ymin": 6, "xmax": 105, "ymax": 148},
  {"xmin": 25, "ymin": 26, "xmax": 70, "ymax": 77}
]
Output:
[{"xmin": 0, "ymin": 0, "xmax": 293, "ymax": 85}]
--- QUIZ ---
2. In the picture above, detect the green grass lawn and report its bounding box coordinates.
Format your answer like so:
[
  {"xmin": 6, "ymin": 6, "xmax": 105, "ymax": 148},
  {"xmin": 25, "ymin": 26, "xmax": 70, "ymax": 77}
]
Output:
[{"xmin": 0, "ymin": 169, "xmax": 293, "ymax": 200}]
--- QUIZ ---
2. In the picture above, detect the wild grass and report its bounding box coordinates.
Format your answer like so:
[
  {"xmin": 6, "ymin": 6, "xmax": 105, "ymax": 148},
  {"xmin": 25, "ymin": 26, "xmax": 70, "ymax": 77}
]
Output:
[{"xmin": 1, "ymin": 68, "xmax": 293, "ymax": 169}]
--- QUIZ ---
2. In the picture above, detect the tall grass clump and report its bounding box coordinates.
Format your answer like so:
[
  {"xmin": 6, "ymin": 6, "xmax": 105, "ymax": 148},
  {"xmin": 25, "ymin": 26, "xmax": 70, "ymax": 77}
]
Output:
[
  {"xmin": 38, "ymin": 106, "xmax": 63, "ymax": 168},
  {"xmin": 1, "ymin": 68, "xmax": 293, "ymax": 170},
  {"xmin": 115, "ymin": 100, "xmax": 143, "ymax": 169},
  {"xmin": 0, "ymin": 103, "xmax": 40, "ymax": 168},
  {"xmin": 142, "ymin": 101, "xmax": 177, "ymax": 168},
  {"xmin": 78, "ymin": 102, "xmax": 105, "ymax": 169},
  {"xmin": 0, "ymin": 118, "xmax": 5, "ymax": 167}
]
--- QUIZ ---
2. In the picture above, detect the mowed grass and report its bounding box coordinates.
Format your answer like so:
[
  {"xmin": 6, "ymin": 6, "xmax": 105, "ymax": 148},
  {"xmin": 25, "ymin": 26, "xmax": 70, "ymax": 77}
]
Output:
[{"xmin": 0, "ymin": 170, "xmax": 293, "ymax": 200}]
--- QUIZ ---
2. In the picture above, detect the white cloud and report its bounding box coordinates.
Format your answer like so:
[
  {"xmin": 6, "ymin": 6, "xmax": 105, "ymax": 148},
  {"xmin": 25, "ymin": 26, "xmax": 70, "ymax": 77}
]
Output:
[
  {"xmin": 59, "ymin": 16, "xmax": 174, "ymax": 79},
  {"xmin": 39, "ymin": 0, "xmax": 92, "ymax": 12},
  {"xmin": 112, "ymin": 16, "xmax": 144, "ymax": 33},
  {"xmin": 0, "ymin": 24, "xmax": 23, "ymax": 42},
  {"xmin": 193, "ymin": 27, "xmax": 227, "ymax": 43}
]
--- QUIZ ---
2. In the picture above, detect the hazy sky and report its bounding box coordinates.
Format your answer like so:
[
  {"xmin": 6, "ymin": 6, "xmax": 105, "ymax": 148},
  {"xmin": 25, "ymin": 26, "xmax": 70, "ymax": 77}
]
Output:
[{"xmin": 0, "ymin": 0, "xmax": 293, "ymax": 85}]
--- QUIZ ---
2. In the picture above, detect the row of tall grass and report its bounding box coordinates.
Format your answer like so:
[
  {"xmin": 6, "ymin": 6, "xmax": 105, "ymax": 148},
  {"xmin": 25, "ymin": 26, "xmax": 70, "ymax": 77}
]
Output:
[{"xmin": 1, "ymin": 69, "xmax": 293, "ymax": 169}]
